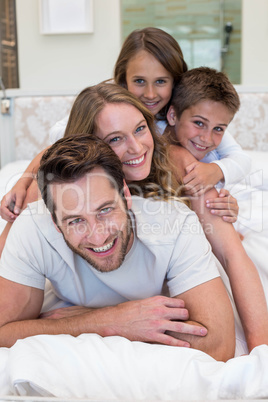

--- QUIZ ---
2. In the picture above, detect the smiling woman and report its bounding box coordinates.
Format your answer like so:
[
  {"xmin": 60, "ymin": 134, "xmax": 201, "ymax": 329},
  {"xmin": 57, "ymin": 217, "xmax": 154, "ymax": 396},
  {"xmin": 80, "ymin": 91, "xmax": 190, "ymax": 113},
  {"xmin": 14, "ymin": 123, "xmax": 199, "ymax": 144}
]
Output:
[
  {"xmin": 64, "ymin": 82, "xmax": 181, "ymax": 202},
  {"xmin": 95, "ymin": 102, "xmax": 154, "ymax": 183}
]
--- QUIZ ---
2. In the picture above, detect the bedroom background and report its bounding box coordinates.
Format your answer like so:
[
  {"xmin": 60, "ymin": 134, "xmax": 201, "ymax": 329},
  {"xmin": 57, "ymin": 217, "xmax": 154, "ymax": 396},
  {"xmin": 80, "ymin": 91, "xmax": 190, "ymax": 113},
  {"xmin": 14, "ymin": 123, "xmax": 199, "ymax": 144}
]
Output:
[{"xmin": 0, "ymin": 0, "xmax": 268, "ymax": 167}]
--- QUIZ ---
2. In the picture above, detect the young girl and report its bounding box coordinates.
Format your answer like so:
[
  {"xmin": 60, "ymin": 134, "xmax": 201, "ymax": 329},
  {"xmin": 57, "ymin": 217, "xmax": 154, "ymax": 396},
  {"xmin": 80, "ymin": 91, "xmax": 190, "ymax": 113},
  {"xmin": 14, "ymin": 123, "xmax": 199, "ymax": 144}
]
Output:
[
  {"xmin": 49, "ymin": 27, "xmax": 187, "ymax": 143},
  {"xmin": 1, "ymin": 82, "xmax": 267, "ymax": 353}
]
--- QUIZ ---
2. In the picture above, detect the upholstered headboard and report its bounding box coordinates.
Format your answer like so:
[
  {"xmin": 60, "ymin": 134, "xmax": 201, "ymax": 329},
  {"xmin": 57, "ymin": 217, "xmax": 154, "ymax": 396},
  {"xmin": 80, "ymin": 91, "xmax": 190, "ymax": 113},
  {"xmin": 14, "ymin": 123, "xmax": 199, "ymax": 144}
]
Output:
[
  {"xmin": 229, "ymin": 90, "xmax": 268, "ymax": 152},
  {"xmin": 1, "ymin": 87, "xmax": 268, "ymax": 168},
  {"xmin": 14, "ymin": 95, "xmax": 75, "ymax": 160}
]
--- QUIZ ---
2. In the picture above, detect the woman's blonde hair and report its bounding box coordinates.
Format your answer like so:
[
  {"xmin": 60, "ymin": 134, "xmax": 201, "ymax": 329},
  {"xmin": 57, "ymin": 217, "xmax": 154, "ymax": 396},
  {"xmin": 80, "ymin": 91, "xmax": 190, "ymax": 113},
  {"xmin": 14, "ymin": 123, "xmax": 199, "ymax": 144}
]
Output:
[{"xmin": 64, "ymin": 82, "xmax": 188, "ymax": 204}]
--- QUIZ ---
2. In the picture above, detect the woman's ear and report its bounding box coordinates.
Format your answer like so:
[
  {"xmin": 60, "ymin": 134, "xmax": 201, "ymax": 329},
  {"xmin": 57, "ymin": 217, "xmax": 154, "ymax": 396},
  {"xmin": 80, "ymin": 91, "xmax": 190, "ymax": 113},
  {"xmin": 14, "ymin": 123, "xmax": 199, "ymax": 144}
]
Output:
[
  {"xmin": 123, "ymin": 180, "xmax": 132, "ymax": 210},
  {"xmin": 167, "ymin": 105, "xmax": 177, "ymax": 126}
]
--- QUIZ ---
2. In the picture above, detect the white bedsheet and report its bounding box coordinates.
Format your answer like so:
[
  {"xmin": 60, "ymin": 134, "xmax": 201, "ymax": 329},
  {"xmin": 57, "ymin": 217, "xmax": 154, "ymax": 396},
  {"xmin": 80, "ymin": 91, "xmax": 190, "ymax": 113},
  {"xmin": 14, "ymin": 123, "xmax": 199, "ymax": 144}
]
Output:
[
  {"xmin": 0, "ymin": 334, "xmax": 267, "ymax": 400},
  {"xmin": 0, "ymin": 152, "xmax": 268, "ymax": 399}
]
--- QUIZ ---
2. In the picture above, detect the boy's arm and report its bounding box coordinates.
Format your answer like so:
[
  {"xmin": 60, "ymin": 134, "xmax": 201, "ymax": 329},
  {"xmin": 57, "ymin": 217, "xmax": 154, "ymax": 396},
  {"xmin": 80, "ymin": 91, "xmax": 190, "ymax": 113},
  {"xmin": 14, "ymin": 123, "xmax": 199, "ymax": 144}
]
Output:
[
  {"xmin": 183, "ymin": 161, "xmax": 224, "ymax": 196},
  {"xmin": 169, "ymin": 145, "xmax": 239, "ymax": 222},
  {"xmin": 210, "ymin": 130, "xmax": 252, "ymax": 187},
  {"xmin": 182, "ymin": 131, "xmax": 251, "ymax": 195}
]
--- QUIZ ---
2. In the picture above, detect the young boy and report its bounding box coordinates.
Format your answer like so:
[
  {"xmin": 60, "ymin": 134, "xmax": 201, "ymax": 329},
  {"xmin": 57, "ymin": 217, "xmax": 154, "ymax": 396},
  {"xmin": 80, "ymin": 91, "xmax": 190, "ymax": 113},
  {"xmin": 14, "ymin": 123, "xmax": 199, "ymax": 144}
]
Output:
[{"xmin": 165, "ymin": 67, "xmax": 251, "ymax": 196}]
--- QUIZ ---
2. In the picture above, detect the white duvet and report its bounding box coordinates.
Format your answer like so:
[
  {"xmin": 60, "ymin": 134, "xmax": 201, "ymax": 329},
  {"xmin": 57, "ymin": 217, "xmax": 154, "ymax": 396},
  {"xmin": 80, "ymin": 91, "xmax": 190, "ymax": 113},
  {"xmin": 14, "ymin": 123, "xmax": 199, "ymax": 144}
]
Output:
[
  {"xmin": 0, "ymin": 152, "xmax": 268, "ymax": 400},
  {"xmin": 0, "ymin": 334, "xmax": 267, "ymax": 400}
]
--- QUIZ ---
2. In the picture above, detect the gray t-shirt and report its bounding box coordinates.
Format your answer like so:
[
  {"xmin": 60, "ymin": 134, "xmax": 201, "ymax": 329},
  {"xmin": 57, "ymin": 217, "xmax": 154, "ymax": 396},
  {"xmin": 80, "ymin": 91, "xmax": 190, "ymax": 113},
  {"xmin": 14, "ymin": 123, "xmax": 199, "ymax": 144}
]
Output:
[{"xmin": 0, "ymin": 196, "xmax": 219, "ymax": 307}]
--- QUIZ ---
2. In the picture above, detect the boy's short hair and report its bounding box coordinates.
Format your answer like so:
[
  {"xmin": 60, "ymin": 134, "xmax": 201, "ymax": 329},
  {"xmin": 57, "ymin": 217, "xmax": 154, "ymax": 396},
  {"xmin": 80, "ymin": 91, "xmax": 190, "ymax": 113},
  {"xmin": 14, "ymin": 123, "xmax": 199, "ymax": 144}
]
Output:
[{"xmin": 171, "ymin": 67, "xmax": 240, "ymax": 119}]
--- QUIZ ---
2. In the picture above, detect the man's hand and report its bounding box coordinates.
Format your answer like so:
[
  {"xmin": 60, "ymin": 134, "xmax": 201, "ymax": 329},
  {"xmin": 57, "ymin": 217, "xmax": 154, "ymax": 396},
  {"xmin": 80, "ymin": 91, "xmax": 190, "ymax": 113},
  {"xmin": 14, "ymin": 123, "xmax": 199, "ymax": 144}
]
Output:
[
  {"xmin": 93, "ymin": 296, "xmax": 207, "ymax": 347},
  {"xmin": 183, "ymin": 162, "xmax": 223, "ymax": 196}
]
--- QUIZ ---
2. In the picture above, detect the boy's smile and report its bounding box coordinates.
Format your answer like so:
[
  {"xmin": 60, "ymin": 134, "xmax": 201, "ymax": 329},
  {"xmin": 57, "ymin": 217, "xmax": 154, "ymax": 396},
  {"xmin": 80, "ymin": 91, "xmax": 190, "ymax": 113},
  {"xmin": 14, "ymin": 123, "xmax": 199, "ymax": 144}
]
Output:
[{"xmin": 167, "ymin": 100, "xmax": 233, "ymax": 160}]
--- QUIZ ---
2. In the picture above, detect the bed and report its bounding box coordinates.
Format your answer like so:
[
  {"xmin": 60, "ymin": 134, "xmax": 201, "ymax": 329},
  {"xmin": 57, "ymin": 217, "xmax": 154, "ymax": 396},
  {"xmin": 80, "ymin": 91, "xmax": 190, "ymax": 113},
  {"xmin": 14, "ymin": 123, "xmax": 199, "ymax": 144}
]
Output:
[
  {"xmin": 0, "ymin": 150, "xmax": 268, "ymax": 400},
  {"xmin": 0, "ymin": 89, "xmax": 268, "ymax": 400}
]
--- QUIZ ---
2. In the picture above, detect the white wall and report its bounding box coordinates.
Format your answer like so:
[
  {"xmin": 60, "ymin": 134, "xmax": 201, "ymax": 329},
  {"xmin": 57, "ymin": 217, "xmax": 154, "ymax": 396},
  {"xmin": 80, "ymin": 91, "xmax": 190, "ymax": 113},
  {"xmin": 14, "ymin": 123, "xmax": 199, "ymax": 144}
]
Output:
[
  {"xmin": 241, "ymin": 0, "xmax": 268, "ymax": 86},
  {"xmin": 16, "ymin": 0, "xmax": 121, "ymax": 92},
  {"xmin": 13, "ymin": 0, "xmax": 268, "ymax": 91}
]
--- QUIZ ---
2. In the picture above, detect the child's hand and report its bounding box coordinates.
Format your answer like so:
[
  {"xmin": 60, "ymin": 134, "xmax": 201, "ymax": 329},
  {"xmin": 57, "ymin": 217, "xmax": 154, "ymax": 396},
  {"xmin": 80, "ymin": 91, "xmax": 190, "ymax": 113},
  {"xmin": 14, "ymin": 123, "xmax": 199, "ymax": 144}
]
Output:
[
  {"xmin": 0, "ymin": 180, "xmax": 28, "ymax": 222},
  {"xmin": 205, "ymin": 188, "xmax": 239, "ymax": 223},
  {"xmin": 183, "ymin": 162, "xmax": 224, "ymax": 196}
]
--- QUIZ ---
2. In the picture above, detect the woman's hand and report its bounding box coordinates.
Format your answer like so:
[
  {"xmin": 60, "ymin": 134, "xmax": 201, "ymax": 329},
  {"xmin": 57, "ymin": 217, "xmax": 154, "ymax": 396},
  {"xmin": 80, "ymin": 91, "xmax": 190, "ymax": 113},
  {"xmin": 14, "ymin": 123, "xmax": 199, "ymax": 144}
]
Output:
[
  {"xmin": 205, "ymin": 188, "xmax": 239, "ymax": 223},
  {"xmin": 0, "ymin": 179, "xmax": 30, "ymax": 222}
]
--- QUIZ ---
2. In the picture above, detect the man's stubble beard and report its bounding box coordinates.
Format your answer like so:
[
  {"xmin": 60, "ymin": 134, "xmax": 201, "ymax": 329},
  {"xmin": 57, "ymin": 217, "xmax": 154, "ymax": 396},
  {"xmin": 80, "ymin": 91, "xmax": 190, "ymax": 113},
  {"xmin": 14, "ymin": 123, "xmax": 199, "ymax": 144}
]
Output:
[{"xmin": 59, "ymin": 213, "xmax": 133, "ymax": 273}]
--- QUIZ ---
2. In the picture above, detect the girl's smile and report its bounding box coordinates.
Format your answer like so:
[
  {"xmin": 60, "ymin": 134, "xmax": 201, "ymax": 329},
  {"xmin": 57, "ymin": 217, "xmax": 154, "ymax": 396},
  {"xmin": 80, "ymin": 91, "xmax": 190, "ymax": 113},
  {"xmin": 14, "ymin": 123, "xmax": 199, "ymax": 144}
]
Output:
[{"xmin": 126, "ymin": 50, "xmax": 174, "ymax": 116}]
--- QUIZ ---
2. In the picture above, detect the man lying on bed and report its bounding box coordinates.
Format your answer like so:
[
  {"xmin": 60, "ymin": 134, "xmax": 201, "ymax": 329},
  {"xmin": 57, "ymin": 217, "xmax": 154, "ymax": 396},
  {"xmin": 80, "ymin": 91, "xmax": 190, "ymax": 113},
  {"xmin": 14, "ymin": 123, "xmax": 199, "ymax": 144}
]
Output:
[{"xmin": 0, "ymin": 135, "xmax": 235, "ymax": 361}]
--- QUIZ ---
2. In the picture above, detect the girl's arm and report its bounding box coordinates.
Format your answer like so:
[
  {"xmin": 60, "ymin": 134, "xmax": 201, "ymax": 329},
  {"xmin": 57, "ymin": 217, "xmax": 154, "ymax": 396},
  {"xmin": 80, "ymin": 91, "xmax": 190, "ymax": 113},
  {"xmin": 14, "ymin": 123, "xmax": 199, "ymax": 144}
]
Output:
[{"xmin": 169, "ymin": 145, "xmax": 268, "ymax": 351}]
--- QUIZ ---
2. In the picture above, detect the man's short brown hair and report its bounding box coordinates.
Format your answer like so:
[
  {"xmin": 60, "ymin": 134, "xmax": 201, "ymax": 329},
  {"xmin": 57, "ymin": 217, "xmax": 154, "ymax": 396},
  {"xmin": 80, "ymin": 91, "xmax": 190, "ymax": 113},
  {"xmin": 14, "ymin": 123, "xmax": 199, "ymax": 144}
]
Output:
[{"xmin": 37, "ymin": 135, "xmax": 125, "ymax": 223}]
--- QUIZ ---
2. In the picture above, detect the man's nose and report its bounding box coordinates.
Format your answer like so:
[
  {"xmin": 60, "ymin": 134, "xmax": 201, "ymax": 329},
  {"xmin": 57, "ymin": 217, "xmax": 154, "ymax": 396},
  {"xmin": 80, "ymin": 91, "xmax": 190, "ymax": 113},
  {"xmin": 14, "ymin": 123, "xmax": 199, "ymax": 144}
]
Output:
[{"xmin": 85, "ymin": 221, "xmax": 110, "ymax": 247}]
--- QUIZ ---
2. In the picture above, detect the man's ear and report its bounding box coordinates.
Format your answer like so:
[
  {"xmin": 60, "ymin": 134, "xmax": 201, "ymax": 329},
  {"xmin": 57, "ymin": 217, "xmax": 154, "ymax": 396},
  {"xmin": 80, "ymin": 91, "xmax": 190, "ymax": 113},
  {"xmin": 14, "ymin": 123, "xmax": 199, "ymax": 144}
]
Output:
[
  {"xmin": 123, "ymin": 180, "xmax": 132, "ymax": 210},
  {"xmin": 167, "ymin": 105, "xmax": 177, "ymax": 126}
]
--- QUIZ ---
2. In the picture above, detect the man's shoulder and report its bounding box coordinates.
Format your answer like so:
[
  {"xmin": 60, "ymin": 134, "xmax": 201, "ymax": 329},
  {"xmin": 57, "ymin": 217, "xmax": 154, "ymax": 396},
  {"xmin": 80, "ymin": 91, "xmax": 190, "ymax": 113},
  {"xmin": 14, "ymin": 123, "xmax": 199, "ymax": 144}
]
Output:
[
  {"xmin": 131, "ymin": 195, "xmax": 192, "ymax": 215},
  {"xmin": 12, "ymin": 199, "xmax": 61, "ymax": 243},
  {"xmin": 131, "ymin": 196, "xmax": 198, "ymax": 244}
]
